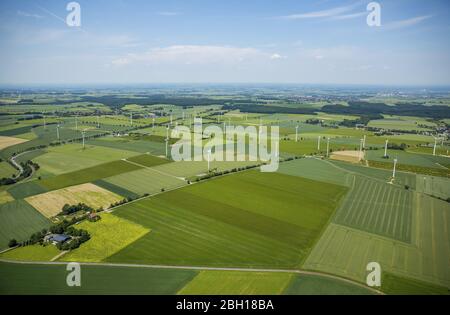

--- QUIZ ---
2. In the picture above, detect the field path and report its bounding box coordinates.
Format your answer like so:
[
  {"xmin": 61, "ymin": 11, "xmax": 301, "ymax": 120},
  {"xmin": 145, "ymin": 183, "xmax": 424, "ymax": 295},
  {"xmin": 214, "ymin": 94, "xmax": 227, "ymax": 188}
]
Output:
[
  {"xmin": 121, "ymin": 158, "xmax": 186, "ymax": 181},
  {"xmin": 0, "ymin": 258, "xmax": 383, "ymax": 295}
]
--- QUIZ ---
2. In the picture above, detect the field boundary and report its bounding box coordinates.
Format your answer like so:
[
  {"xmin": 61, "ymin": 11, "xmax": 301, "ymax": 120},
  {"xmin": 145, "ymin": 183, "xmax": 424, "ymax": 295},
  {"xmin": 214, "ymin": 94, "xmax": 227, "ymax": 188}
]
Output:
[{"xmin": 0, "ymin": 258, "xmax": 383, "ymax": 295}]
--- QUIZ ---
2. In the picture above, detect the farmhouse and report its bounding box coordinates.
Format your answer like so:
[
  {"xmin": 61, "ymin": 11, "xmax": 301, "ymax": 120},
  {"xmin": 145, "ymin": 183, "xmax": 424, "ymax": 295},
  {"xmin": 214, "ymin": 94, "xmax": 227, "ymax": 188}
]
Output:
[{"xmin": 44, "ymin": 234, "xmax": 71, "ymax": 245}]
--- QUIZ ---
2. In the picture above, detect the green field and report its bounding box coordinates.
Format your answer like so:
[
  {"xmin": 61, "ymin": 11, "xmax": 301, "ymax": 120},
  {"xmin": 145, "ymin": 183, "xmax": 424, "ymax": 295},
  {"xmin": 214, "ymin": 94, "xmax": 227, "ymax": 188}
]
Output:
[
  {"xmin": 39, "ymin": 160, "xmax": 142, "ymax": 191},
  {"xmin": 333, "ymin": 175, "xmax": 413, "ymax": 242},
  {"xmin": 277, "ymin": 158, "xmax": 352, "ymax": 187},
  {"xmin": 126, "ymin": 154, "xmax": 170, "ymax": 167},
  {"xmin": 103, "ymin": 167, "xmax": 186, "ymax": 196},
  {"xmin": 0, "ymin": 200, "xmax": 51, "ymax": 249},
  {"xmin": 381, "ymin": 272, "xmax": 449, "ymax": 295},
  {"xmin": 0, "ymin": 161, "xmax": 17, "ymax": 178},
  {"xmin": 283, "ymin": 274, "xmax": 375, "ymax": 295},
  {"xmin": 61, "ymin": 213, "xmax": 150, "ymax": 262},
  {"xmin": 34, "ymin": 143, "xmax": 139, "ymax": 175},
  {"xmin": 178, "ymin": 271, "xmax": 293, "ymax": 295},
  {"xmin": 106, "ymin": 171, "xmax": 346, "ymax": 268},
  {"xmin": 0, "ymin": 262, "xmax": 197, "ymax": 295},
  {"xmin": 0, "ymin": 244, "xmax": 59, "ymax": 261},
  {"xmin": 415, "ymin": 175, "xmax": 450, "ymax": 200}
]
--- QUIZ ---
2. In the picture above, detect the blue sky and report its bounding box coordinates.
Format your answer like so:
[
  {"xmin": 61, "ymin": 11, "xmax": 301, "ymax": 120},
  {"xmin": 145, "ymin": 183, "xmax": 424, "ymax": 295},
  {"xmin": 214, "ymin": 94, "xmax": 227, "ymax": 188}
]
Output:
[{"xmin": 0, "ymin": 0, "xmax": 449, "ymax": 85}]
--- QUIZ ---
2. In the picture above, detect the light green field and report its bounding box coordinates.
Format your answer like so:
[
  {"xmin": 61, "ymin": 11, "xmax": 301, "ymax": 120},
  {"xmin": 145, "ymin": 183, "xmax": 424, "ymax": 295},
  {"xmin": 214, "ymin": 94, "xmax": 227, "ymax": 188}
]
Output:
[
  {"xmin": 103, "ymin": 167, "xmax": 186, "ymax": 196},
  {"xmin": 277, "ymin": 158, "xmax": 351, "ymax": 187},
  {"xmin": 61, "ymin": 213, "xmax": 150, "ymax": 262},
  {"xmin": 178, "ymin": 271, "xmax": 293, "ymax": 295},
  {"xmin": 0, "ymin": 161, "xmax": 17, "ymax": 178},
  {"xmin": 368, "ymin": 117, "xmax": 436, "ymax": 131},
  {"xmin": 381, "ymin": 272, "xmax": 449, "ymax": 295},
  {"xmin": 106, "ymin": 171, "xmax": 346, "ymax": 268},
  {"xmin": 333, "ymin": 175, "xmax": 413, "ymax": 242},
  {"xmin": 366, "ymin": 149, "xmax": 448, "ymax": 169},
  {"xmin": 0, "ymin": 200, "xmax": 51, "ymax": 250},
  {"xmin": 34, "ymin": 143, "xmax": 139, "ymax": 175},
  {"xmin": 153, "ymin": 160, "xmax": 257, "ymax": 178},
  {"xmin": 0, "ymin": 244, "xmax": 59, "ymax": 261},
  {"xmin": 0, "ymin": 191, "xmax": 14, "ymax": 204},
  {"xmin": 416, "ymin": 175, "xmax": 450, "ymax": 200},
  {"xmin": 39, "ymin": 160, "xmax": 142, "ymax": 191},
  {"xmin": 304, "ymin": 193, "xmax": 450, "ymax": 289}
]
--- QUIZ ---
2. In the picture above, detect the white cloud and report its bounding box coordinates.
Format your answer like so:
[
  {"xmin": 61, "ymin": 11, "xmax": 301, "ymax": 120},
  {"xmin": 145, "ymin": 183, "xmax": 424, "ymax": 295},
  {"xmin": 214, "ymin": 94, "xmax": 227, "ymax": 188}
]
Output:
[
  {"xmin": 270, "ymin": 53, "xmax": 285, "ymax": 60},
  {"xmin": 111, "ymin": 45, "xmax": 272, "ymax": 66},
  {"xmin": 17, "ymin": 10, "xmax": 44, "ymax": 19},
  {"xmin": 383, "ymin": 15, "xmax": 433, "ymax": 30},
  {"xmin": 277, "ymin": 3, "xmax": 360, "ymax": 20},
  {"xmin": 331, "ymin": 11, "xmax": 366, "ymax": 20}
]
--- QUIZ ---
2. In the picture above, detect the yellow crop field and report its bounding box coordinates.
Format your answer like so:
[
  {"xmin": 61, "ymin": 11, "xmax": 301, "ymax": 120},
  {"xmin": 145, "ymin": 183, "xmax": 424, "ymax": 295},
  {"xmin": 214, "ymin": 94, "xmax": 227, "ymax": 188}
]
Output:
[{"xmin": 25, "ymin": 183, "xmax": 123, "ymax": 218}]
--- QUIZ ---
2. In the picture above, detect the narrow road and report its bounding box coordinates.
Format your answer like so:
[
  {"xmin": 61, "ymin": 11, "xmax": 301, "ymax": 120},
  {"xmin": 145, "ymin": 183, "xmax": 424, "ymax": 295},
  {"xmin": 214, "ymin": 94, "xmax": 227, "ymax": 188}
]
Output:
[{"xmin": 0, "ymin": 258, "xmax": 383, "ymax": 295}]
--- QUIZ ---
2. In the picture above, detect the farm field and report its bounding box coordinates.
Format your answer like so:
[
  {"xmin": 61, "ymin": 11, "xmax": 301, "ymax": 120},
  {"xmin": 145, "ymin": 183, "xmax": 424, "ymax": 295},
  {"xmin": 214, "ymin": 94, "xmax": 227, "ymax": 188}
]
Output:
[
  {"xmin": 61, "ymin": 213, "xmax": 150, "ymax": 262},
  {"xmin": 103, "ymin": 167, "xmax": 186, "ymax": 196},
  {"xmin": 366, "ymin": 149, "xmax": 449, "ymax": 169},
  {"xmin": 33, "ymin": 143, "xmax": 139, "ymax": 175},
  {"xmin": 0, "ymin": 244, "xmax": 59, "ymax": 261},
  {"xmin": 283, "ymin": 274, "xmax": 375, "ymax": 295},
  {"xmin": 38, "ymin": 160, "xmax": 142, "ymax": 191},
  {"xmin": 178, "ymin": 271, "xmax": 293, "ymax": 295},
  {"xmin": 0, "ymin": 200, "xmax": 50, "ymax": 250},
  {"xmin": 0, "ymin": 161, "xmax": 17, "ymax": 178},
  {"xmin": 87, "ymin": 138, "xmax": 166, "ymax": 156},
  {"xmin": 277, "ymin": 158, "xmax": 352, "ymax": 187},
  {"xmin": 333, "ymin": 175, "xmax": 413, "ymax": 243},
  {"xmin": 0, "ymin": 191, "xmax": 14, "ymax": 204},
  {"xmin": 106, "ymin": 171, "xmax": 347, "ymax": 268},
  {"xmin": 415, "ymin": 175, "xmax": 450, "ymax": 200},
  {"xmin": 25, "ymin": 183, "xmax": 123, "ymax": 218},
  {"xmin": 304, "ymin": 199, "xmax": 450, "ymax": 289},
  {"xmin": 0, "ymin": 262, "xmax": 197, "ymax": 295},
  {"xmin": 0, "ymin": 135, "xmax": 27, "ymax": 150}
]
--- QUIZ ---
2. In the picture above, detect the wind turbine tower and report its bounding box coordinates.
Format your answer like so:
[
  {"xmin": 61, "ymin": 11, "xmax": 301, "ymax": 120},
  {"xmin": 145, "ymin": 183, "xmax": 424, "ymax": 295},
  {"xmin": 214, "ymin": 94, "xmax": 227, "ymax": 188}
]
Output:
[
  {"xmin": 317, "ymin": 136, "xmax": 321, "ymax": 151},
  {"xmin": 363, "ymin": 135, "xmax": 366, "ymax": 149},
  {"xmin": 295, "ymin": 125, "xmax": 299, "ymax": 142},
  {"xmin": 207, "ymin": 148, "xmax": 211, "ymax": 172},
  {"xmin": 433, "ymin": 137, "xmax": 437, "ymax": 156},
  {"xmin": 326, "ymin": 137, "xmax": 330, "ymax": 157},
  {"xmin": 130, "ymin": 113, "xmax": 133, "ymax": 126},
  {"xmin": 82, "ymin": 130, "xmax": 86, "ymax": 149},
  {"xmin": 56, "ymin": 124, "xmax": 60, "ymax": 140},
  {"xmin": 384, "ymin": 139, "xmax": 389, "ymax": 157},
  {"xmin": 392, "ymin": 158, "xmax": 398, "ymax": 179}
]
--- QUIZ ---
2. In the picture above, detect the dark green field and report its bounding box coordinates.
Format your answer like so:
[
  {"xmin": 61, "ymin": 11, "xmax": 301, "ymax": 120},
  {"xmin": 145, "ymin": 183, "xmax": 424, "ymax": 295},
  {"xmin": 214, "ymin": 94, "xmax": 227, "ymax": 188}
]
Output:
[
  {"xmin": 39, "ymin": 160, "xmax": 142, "ymax": 191},
  {"xmin": 105, "ymin": 171, "xmax": 347, "ymax": 268},
  {"xmin": 0, "ymin": 200, "xmax": 50, "ymax": 249},
  {"xmin": 0, "ymin": 262, "xmax": 197, "ymax": 295}
]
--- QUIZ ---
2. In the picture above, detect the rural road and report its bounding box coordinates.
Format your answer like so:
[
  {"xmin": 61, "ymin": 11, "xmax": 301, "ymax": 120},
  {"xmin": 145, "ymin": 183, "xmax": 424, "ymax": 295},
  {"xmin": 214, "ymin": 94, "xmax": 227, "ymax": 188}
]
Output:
[{"xmin": 0, "ymin": 258, "xmax": 384, "ymax": 295}]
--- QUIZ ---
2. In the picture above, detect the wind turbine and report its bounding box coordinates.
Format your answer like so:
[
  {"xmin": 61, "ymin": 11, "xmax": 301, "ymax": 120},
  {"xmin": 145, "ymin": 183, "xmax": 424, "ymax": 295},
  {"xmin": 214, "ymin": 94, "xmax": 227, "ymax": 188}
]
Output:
[
  {"xmin": 82, "ymin": 129, "xmax": 86, "ymax": 149},
  {"xmin": 165, "ymin": 124, "xmax": 170, "ymax": 158},
  {"xmin": 152, "ymin": 117, "xmax": 155, "ymax": 128},
  {"xmin": 295, "ymin": 125, "xmax": 299, "ymax": 142},
  {"xmin": 359, "ymin": 138, "xmax": 363, "ymax": 161},
  {"xmin": 130, "ymin": 112, "xmax": 133, "ymax": 126},
  {"xmin": 96, "ymin": 115, "xmax": 100, "ymax": 128},
  {"xmin": 326, "ymin": 137, "xmax": 330, "ymax": 157},
  {"xmin": 56, "ymin": 123, "xmax": 60, "ymax": 140},
  {"xmin": 362, "ymin": 135, "xmax": 366, "ymax": 149},
  {"xmin": 433, "ymin": 137, "xmax": 438, "ymax": 156},
  {"xmin": 392, "ymin": 158, "xmax": 398, "ymax": 179},
  {"xmin": 207, "ymin": 148, "xmax": 211, "ymax": 172},
  {"xmin": 317, "ymin": 136, "xmax": 321, "ymax": 151},
  {"xmin": 384, "ymin": 139, "xmax": 389, "ymax": 158},
  {"xmin": 75, "ymin": 115, "xmax": 78, "ymax": 131}
]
